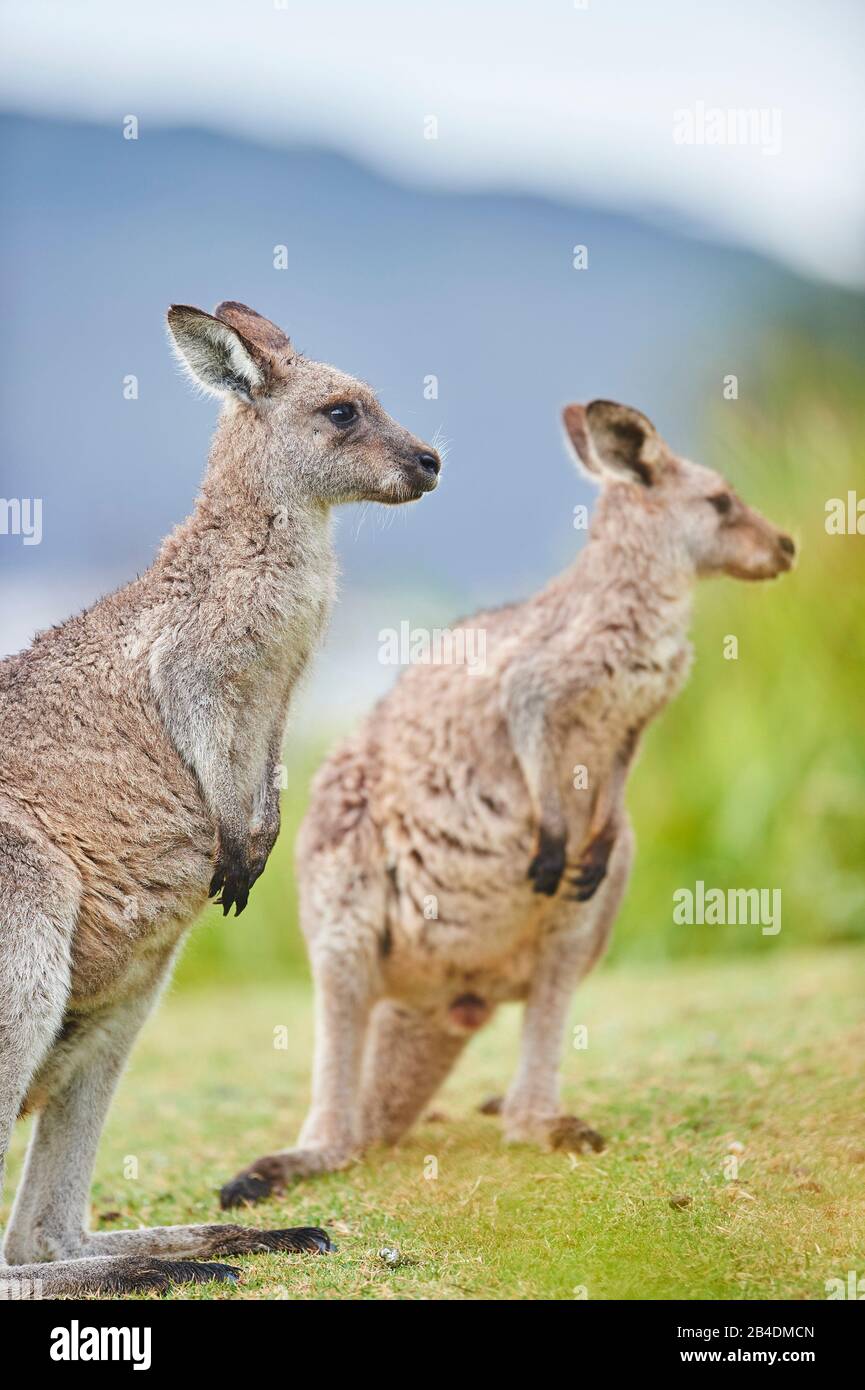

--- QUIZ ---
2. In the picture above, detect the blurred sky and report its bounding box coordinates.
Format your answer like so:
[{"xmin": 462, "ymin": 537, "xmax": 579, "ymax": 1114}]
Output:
[
  {"xmin": 3, "ymin": 0, "xmax": 863, "ymax": 285},
  {"xmin": 1, "ymin": 0, "xmax": 862, "ymax": 725}
]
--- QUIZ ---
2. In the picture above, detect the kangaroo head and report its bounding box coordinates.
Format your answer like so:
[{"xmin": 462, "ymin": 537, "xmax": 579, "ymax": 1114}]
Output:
[
  {"xmin": 166, "ymin": 302, "xmax": 441, "ymax": 507},
  {"xmin": 563, "ymin": 400, "xmax": 796, "ymax": 582}
]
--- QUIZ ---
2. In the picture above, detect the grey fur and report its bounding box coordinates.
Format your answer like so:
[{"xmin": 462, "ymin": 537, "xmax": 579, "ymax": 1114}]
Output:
[{"xmin": 0, "ymin": 301, "xmax": 440, "ymax": 1294}]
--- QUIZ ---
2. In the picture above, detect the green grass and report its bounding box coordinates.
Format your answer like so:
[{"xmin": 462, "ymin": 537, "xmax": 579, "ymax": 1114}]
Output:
[{"xmin": 7, "ymin": 945, "xmax": 863, "ymax": 1300}]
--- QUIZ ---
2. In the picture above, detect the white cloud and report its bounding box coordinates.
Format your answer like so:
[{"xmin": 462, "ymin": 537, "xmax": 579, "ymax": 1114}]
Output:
[{"xmin": 2, "ymin": 0, "xmax": 863, "ymax": 285}]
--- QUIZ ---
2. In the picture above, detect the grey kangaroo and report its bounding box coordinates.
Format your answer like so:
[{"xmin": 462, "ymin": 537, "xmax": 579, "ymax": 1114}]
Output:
[
  {"xmin": 0, "ymin": 301, "xmax": 441, "ymax": 1294},
  {"xmin": 221, "ymin": 398, "xmax": 795, "ymax": 1206}
]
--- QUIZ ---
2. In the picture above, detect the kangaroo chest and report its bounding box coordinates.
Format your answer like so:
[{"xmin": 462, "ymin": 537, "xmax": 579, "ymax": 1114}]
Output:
[{"xmin": 231, "ymin": 560, "xmax": 334, "ymax": 798}]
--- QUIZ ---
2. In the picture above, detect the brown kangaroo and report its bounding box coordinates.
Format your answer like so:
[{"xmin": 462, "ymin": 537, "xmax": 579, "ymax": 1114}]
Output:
[
  {"xmin": 221, "ymin": 398, "xmax": 795, "ymax": 1206},
  {"xmin": 0, "ymin": 301, "xmax": 441, "ymax": 1294}
]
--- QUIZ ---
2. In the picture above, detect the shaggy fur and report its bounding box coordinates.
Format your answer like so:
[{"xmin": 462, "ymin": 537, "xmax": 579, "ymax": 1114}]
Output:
[
  {"xmin": 221, "ymin": 399, "xmax": 795, "ymax": 1205},
  {"xmin": 0, "ymin": 301, "xmax": 440, "ymax": 1294}
]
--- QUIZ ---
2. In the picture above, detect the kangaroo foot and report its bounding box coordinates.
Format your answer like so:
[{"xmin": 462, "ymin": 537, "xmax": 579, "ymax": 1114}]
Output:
[
  {"xmin": 478, "ymin": 1094, "xmax": 504, "ymax": 1115},
  {"xmin": 547, "ymin": 1114, "xmax": 606, "ymax": 1153},
  {"xmin": 99, "ymin": 1257, "xmax": 242, "ymax": 1293},
  {"xmin": 204, "ymin": 1223, "xmax": 332, "ymax": 1255},
  {"xmin": 220, "ymin": 1148, "xmax": 349, "ymax": 1209}
]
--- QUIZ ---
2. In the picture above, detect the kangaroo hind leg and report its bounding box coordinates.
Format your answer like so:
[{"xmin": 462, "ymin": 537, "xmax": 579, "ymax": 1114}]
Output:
[
  {"xmin": 221, "ymin": 852, "xmax": 388, "ymax": 1208},
  {"xmin": 359, "ymin": 1000, "xmax": 470, "ymax": 1149},
  {"xmin": 4, "ymin": 936, "xmax": 329, "ymax": 1295}
]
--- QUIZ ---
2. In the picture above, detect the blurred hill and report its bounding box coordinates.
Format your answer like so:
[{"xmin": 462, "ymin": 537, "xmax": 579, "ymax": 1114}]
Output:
[{"xmin": 1, "ymin": 116, "xmax": 858, "ymax": 675}]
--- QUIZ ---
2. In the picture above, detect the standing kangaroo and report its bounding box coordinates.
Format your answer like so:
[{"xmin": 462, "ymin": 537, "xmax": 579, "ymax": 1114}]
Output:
[
  {"xmin": 221, "ymin": 399, "xmax": 795, "ymax": 1206},
  {"xmin": 0, "ymin": 301, "xmax": 441, "ymax": 1294}
]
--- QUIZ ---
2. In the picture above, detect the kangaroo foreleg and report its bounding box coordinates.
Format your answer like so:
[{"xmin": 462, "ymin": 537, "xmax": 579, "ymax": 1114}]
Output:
[
  {"xmin": 567, "ymin": 725, "xmax": 642, "ymax": 902},
  {"xmin": 503, "ymin": 822, "xmax": 634, "ymax": 1149},
  {"xmin": 505, "ymin": 666, "xmax": 574, "ymax": 896},
  {"xmin": 249, "ymin": 726, "xmax": 285, "ymax": 888},
  {"xmin": 150, "ymin": 651, "xmax": 255, "ymax": 915}
]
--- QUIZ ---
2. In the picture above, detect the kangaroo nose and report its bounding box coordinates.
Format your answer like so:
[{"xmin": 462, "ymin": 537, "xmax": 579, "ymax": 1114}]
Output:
[
  {"xmin": 416, "ymin": 450, "xmax": 441, "ymax": 477},
  {"xmin": 778, "ymin": 533, "xmax": 796, "ymax": 557}
]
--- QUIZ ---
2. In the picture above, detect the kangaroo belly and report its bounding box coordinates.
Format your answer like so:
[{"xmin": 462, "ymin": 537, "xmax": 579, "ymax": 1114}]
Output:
[
  {"xmin": 24, "ymin": 918, "xmax": 190, "ymax": 1113},
  {"xmin": 69, "ymin": 894, "xmax": 197, "ymax": 1007},
  {"xmin": 63, "ymin": 827, "xmax": 210, "ymax": 1003},
  {"xmin": 383, "ymin": 879, "xmax": 548, "ymax": 1010}
]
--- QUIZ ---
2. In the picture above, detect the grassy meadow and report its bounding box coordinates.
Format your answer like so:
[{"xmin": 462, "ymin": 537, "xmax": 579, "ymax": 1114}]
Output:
[{"xmin": 6, "ymin": 947, "xmax": 863, "ymax": 1300}]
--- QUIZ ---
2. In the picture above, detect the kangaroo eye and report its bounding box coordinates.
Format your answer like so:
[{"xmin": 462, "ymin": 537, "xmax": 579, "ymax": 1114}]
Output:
[
  {"xmin": 326, "ymin": 403, "xmax": 357, "ymax": 426},
  {"xmin": 708, "ymin": 493, "xmax": 732, "ymax": 515}
]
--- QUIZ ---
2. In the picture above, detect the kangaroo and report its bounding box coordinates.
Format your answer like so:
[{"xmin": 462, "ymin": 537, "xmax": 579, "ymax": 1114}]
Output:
[
  {"xmin": 221, "ymin": 398, "xmax": 795, "ymax": 1207},
  {"xmin": 0, "ymin": 300, "xmax": 441, "ymax": 1294}
]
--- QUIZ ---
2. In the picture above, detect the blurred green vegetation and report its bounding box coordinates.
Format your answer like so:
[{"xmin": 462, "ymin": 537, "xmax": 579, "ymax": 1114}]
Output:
[{"xmin": 176, "ymin": 332, "xmax": 865, "ymax": 989}]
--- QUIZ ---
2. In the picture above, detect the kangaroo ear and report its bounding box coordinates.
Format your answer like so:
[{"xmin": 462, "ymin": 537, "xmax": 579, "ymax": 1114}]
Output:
[
  {"xmin": 166, "ymin": 305, "xmax": 266, "ymax": 403},
  {"xmin": 563, "ymin": 400, "xmax": 663, "ymax": 486},
  {"xmin": 214, "ymin": 301, "xmax": 293, "ymax": 361},
  {"xmin": 562, "ymin": 404, "xmax": 603, "ymax": 478},
  {"xmin": 584, "ymin": 400, "xmax": 663, "ymax": 486}
]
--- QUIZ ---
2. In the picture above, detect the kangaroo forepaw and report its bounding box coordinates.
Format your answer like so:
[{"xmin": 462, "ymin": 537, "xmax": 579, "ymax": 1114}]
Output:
[
  {"xmin": 567, "ymin": 862, "xmax": 607, "ymax": 901},
  {"xmin": 208, "ymin": 839, "xmax": 251, "ymax": 916},
  {"xmin": 566, "ymin": 828, "xmax": 616, "ymax": 902},
  {"xmin": 528, "ymin": 830, "xmax": 566, "ymax": 896},
  {"xmin": 248, "ymin": 819, "xmax": 280, "ymax": 889}
]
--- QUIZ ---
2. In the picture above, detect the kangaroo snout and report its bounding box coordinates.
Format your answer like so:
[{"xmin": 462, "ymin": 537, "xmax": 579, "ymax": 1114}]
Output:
[
  {"xmin": 735, "ymin": 517, "xmax": 798, "ymax": 580},
  {"xmin": 778, "ymin": 532, "xmax": 796, "ymax": 563},
  {"xmin": 401, "ymin": 444, "xmax": 442, "ymax": 497},
  {"xmin": 417, "ymin": 449, "xmax": 442, "ymax": 478}
]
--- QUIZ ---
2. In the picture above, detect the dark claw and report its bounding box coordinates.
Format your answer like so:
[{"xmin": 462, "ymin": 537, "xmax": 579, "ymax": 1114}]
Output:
[
  {"xmin": 107, "ymin": 1257, "xmax": 242, "ymax": 1291},
  {"xmin": 267, "ymin": 1226, "xmax": 333, "ymax": 1255},
  {"xmin": 248, "ymin": 856, "xmax": 267, "ymax": 890},
  {"xmin": 221, "ymin": 872, "xmax": 249, "ymax": 917},
  {"xmin": 177, "ymin": 1259, "xmax": 242, "ymax": 1285},
  {"xmin": 213, "ymin": 1225, "xmax": 334, "ymax": 1255},
  {"xmin": 566, "ymin": 862, "xmax": 608, "ymax": 902},
  {"xmin": 208, "ymin": 841, "xmax": 252, "ymax": 917},
  {"xmin": 528, "ymin": 830, "xmax": 566, "ymax": 896},
  {"xmin": 478, "ymin": 1094, "xmax": 504, "ymax": 1116},
  {"xmin": 548, "ymin": 1116, "xmax": 606, "ymax": 1154},
  {"xmin": 220, "ymin": 1171, "xmax": 274, "ymax": 1209},
  {"xmin": 566, "ymin": 828, "xmax": 616, "ymax": 902}
]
